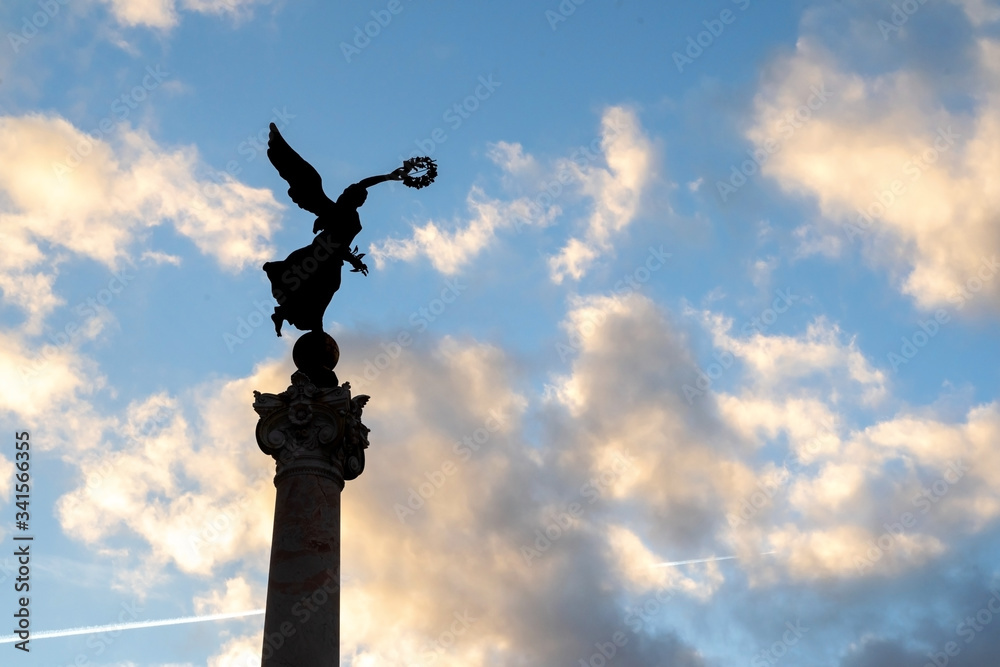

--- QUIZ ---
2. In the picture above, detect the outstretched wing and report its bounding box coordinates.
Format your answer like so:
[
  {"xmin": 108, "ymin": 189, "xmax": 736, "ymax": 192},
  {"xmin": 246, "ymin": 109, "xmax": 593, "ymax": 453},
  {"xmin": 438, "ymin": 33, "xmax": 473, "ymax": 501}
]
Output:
[{"xmin": 267, "ymin": 123, "xmax": 337, "ymax": 217}]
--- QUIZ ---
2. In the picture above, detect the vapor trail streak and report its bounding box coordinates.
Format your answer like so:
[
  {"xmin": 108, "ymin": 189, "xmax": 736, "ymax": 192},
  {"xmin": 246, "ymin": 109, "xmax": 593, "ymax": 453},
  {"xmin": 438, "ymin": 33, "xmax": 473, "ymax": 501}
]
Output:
[
  {"xmin": 2, "ymin": 553, "xmax": 779, "ymax": 643},
  {"xmin": 0, "ymin": 609, "xmax": 265, "ymax": 644},
  {"xmin": 653, "ymin": 551, "xmax": 777, "ymax": 568}
]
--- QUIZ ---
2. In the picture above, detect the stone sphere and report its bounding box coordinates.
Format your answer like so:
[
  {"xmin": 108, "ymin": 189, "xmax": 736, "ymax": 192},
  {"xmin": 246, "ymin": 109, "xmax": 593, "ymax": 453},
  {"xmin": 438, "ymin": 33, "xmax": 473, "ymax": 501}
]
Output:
[{"xmin": 292, "ymin": 331, "xmax": 340, "ymax": 373}]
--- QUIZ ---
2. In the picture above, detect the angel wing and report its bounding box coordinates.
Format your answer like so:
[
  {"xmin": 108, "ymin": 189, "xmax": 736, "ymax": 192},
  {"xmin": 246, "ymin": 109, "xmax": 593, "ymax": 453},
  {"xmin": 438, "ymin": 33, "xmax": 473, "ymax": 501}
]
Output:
[{"xmin": 267, "ymin": 123, "xmax": 337, "ymax": 217}]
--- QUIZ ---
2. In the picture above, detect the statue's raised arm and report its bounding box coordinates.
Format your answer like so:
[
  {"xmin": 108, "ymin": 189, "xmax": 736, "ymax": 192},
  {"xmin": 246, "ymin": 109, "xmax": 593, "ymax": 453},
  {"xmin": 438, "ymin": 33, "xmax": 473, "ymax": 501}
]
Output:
[{"xmin": 356, "ymin": 168, "xmax": 407, "ymax": 189}]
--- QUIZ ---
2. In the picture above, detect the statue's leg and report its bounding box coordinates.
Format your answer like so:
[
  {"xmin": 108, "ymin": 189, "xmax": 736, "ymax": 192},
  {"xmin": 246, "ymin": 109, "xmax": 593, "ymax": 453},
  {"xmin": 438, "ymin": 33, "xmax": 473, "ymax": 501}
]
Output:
[{"xmin": 271, "ymin": 308, "xmax": 284, "ymax": 337}]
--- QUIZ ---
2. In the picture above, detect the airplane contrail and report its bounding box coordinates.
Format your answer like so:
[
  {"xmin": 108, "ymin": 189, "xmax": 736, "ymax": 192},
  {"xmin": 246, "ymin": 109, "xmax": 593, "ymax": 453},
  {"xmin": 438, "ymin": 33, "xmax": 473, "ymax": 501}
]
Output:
[
  {"xmin": 1, "ymin": 552, "xmax": 778, "ymax": 643},
  {"xmin": 653, "ymin": 551, "xmax": 777, "ymax": 568},
  {"xmin": 0, "ymin": 608, "xmax": 265, "ymax": 644}
]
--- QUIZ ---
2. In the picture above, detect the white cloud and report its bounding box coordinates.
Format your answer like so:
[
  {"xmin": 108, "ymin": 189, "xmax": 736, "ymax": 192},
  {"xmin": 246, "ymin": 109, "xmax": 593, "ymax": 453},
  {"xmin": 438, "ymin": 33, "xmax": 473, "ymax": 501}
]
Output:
[
  {"xmin": 97, "ymin": 0, "xmax": 177, "ymax": 28},
  {"xmin": 747, "ymin": 36, "xmax": 1000, "ymax": 312},
  {"xmin": 56, "ymin": 325, "xmax": 710, "ymax": 663},
  {"xmin": 369, "ymin": 105, "xmax": 657, "ymax": 283},
  {"xmin": 140, "ymin": 250, "xmax": 183, "ymax": 266},
  {"xmin": 486, "ymin": 140, "xmax": 538, "ymax": 177},
  {"xmin": 749, "ymin": 256, "xmax": 778, "ymax": 289},
  {"xmin": 368, "ymin": 186, "xmax": 557, "ymax": 274},
  {"xmin": 767, "ymin": 524, "xmax": 946, "ymax": 580},
  {"xmin": 92, "ymin": 0, "xmax": 266, "ymax": 29},
  {"xmin": 698, "ymin": 310, "xmax": 887, "ymax": 405},
  {"xmin": 0, "ymin": 113, "xmax": 281, "ymax": 329},
  {"xmin": 716, "ymin": 395, "xmax": 841, "ymax": 460},
  {"xmin": 953, "ymin": 0, "xmax": 1000, "ymax": 25},
  {"xmin": 207, "ymin": 634, "xmax": 261, "ymax": 667},
  {"xmin": 194, "ymin": 576, "xmax": 261, "ymax": 615},
  {"xmin": 32, "ymin": 277, "xmax": 1000, "ymax": 661},
  {"xmin": 548, "ymin": 106, "xmax": 656, "ymax": 283},
  {"xmin": 714, "ymin": 366, "xmax": 1000, "ymax": 583},
  {"xmin": 545, "ymin": 292, "xmax": 1000, "ymax": 587},
  {"xmin": 0, "ymin": 329, "xmax": 106, "ymax": 423},
  {"xmin": 0, "ymin": 455, "xmax": 14, "ymax": 502},
  {"xmin": 54, "ymin": 363, "xmax": 285, "ymax": 586},
  {"xmin": 607, "ymin": 524, "xmax": 723, "ymax": 601}
]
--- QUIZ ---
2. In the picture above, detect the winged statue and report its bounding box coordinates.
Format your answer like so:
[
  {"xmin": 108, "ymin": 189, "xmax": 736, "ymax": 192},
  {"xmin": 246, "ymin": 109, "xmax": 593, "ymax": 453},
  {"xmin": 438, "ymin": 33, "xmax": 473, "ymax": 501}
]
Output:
[{"xmin": 262, "ymin": 123, "xmax": 436, "ymax": 336}]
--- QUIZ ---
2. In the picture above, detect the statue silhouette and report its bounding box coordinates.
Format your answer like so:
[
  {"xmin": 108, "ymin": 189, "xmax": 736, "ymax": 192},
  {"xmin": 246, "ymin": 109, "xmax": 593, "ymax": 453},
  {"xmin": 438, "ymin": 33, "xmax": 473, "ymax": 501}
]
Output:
[{"xmin": 263, "ymin": 123, "xmax": 409, "ymax": 336}]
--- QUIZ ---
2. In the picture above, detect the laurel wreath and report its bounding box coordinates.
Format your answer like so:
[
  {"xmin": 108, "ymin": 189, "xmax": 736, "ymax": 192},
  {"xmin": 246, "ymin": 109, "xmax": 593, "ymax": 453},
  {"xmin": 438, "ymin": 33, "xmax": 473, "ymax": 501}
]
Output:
[{"xmin": 401, "ymin": 156, "xmax": 438, "ymax": 189}]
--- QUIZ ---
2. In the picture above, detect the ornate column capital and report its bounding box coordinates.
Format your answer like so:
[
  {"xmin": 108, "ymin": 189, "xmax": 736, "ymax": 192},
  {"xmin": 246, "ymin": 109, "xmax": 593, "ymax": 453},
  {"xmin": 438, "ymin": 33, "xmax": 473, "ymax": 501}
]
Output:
[{"xmin": 253, "ymin": 371, "xmax": 370, "ymax": 487}]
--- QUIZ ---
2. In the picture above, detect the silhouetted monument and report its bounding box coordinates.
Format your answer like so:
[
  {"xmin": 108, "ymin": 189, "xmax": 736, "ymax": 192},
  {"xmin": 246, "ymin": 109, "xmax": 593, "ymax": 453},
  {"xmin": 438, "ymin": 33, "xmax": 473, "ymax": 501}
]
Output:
[
  {"xmin": 263, "ymin": 122, "xmax": 436, "ymax": 341},
  {"xmin": 253, "ymin": 125, "xmax": 435, "ymax": 665}
]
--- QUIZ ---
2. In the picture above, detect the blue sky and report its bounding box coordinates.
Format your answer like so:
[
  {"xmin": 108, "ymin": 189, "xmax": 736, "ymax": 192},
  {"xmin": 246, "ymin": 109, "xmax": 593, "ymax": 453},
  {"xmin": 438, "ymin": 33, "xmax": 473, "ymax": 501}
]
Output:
[{"xmin": 2, "ymin": 0, "xmax": 1000, "ymax": 665}]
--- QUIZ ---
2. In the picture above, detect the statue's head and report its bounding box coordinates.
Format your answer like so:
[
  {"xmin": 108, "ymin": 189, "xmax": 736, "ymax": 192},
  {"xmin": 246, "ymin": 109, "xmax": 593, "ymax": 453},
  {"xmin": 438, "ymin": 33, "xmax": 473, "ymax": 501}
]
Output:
[{"xmin": 338, "ymin": 184, "xmax": 367, "ymax": 208}]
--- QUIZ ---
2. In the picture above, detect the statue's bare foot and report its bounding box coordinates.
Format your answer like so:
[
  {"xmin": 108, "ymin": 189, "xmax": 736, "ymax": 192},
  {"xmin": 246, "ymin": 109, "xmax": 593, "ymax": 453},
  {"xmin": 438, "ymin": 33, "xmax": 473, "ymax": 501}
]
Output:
[{"xmin": 271, "ymin": 312, "xmax": 283, "ymax": 337}]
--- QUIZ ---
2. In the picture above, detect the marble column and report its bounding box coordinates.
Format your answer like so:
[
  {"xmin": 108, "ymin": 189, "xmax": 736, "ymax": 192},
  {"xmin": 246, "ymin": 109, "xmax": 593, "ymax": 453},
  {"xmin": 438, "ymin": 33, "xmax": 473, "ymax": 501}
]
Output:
[{"xmin": 253, "ymin": 365, "xmax": 369, "ymax": 667}]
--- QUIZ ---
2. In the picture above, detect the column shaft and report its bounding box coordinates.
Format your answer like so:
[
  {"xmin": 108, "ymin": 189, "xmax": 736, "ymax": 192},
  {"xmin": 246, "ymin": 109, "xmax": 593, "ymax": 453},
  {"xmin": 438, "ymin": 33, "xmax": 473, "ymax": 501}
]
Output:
[
  {"xmin": 261, "ymin": 473, "xmax": 342, "ymax": 666},
  {"xmin": 253, "ymin": 371, "xmax": 369, "ymax": 667}
]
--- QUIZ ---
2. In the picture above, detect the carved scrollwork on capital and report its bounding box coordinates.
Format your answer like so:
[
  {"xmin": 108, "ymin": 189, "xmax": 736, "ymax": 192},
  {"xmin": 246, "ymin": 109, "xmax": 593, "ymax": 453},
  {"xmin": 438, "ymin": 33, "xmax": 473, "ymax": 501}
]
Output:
[{"xmin": 252, "ymin": 372, "xmax": 371, "ymax": 486}]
